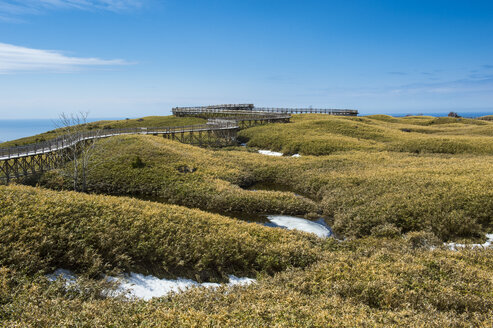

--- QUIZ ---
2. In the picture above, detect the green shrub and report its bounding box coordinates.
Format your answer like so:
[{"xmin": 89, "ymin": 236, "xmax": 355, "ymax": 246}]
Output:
[
  {"xmin": 130, "ymin": 156, "xmax": 145, "ymax": 168},
  {"xmin": 404, "ymin": 231, "xmax": 441, "ymax": 249},
  {"xmin": 370, "ymin": 223, "xmax": 402, "ymax": 238}
]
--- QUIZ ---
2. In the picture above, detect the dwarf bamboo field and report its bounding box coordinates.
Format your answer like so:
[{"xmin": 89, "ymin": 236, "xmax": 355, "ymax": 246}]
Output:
[
  {"xmin": 239, "ymin": 114, "xmax": 493, "ymax": 155},
  {"xmin": 40, "ymin": 131, "xmax": 493, "ymax": 241},
  {"xmin": 1, "ymin": 114, "xmax": 493, "ymax": 327},
  {"xmin": 0, "ymin": 116, "xmax": 206, "ymax": 148}
]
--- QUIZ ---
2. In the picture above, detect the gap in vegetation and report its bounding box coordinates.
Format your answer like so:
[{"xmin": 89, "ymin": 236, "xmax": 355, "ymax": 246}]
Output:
[
  {"xmin": 244, "ymin": 181, "xmax": 314, "ymax": 200},
  {"xmin": 130, "ymin": 193, "xmax": 333, "ymax": 238}
]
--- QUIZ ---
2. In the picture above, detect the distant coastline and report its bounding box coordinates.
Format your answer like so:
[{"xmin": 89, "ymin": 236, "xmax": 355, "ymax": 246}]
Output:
[
  {"xmin": 0, "ymin": 118, "xmax": 122, "ymax": 143},
  {"xmin": 359, "ymin": 111, "xmax": 493, "ymax": 118},
  {"xmin": 1, "ymin": 112, "xmax": 492, "ymax": 144}
]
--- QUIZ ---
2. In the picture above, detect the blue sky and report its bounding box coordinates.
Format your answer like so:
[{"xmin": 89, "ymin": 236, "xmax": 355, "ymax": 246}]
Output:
[{"xmin": 0, "ymin": 0, "xmax": 492, "ymax": 118}]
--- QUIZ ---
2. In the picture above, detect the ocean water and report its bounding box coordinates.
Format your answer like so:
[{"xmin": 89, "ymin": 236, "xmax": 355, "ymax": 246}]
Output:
[
  {"xmin": 0, "ymin": 119, "xmax": 57, "ymax": 143},
  {"xmin": 360, "ymin": 111, "xmax": 493, "ymax": 118},
  {"xmin": 0, "ymin": 118, "xmax": 119, "ymax": 143},
  {"xmin": 1, "ymin": 112, "xmax": 492, "ymax": 144}
]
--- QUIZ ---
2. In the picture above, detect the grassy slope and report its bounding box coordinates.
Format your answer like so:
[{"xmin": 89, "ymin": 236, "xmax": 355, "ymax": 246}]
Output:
[
  {"xmin": 2, "ymin": 115, "xmax": 493, "ymax": 326},
  {"xmin": 41, "ymin": 134, "xmax": 493, "ymax": 241},
  {"xmin": 238, "ymin": 114, "xmax": 493, "ymax": 155},
  {"xmin": 0, "ymin": 185, "xmax": 320, "ymax": 280},
  {"xmin": 0, "ymin": 187, "xmax": 491, "ymax": 327},
  {"xmin": 0, "ymin": 116, "xmax": 206, "ymax": 148},
  {"xmin": 41, "ymin": 135, "xmax": 319, "ymax": 216},
  {"xmin": 479, "ymin": 115, "xmax": 493, "ymax": 121}
]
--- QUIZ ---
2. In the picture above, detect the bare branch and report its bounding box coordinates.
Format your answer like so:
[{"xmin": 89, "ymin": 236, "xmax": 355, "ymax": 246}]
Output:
[{"xmin": 55, "ymin": 111, "xmax": 98, "ymax": 192}]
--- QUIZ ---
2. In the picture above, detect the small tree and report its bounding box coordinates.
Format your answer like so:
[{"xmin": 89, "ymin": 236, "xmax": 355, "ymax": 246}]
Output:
[
  {"xmin": 448, "ymin": 111, "xmax": 461, "ymax": 118},
  {"xmin": 55, "ymin": 112, "xmax": 100, "ymax": 192}
]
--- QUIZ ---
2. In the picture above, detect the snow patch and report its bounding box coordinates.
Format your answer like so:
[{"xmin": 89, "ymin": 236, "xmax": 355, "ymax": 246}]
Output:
[
  {"xmin": 267, "ymin": 215, "xmax": 332, "ymax": 238},
  {"xmin": 291, "ymin": 154, "xmax": 301, "ymax": 157},
  {"xmin": 47, "ymin": 270, "xmax": 255, "ymax": 301},
  {"xmin": 258, "ymin": 150, "xmax": 283, "ymax": 156},
  {"xmin": 227, "ymin": 275, "xmax": 256, "ymax": 286},
  {"xmin": 46, "ymin": 268, "xmax": 77, "ymax": 285},
  {"xmin": 109, "ymin": 273, "xmax": 219, "ymax": 300},
  {"xmin": 446, "ymin": 234, "xmax": 493, "ymax": 250},
  {"xmin": 110, "ymin": 273, "xmax": 254, "ymax": 300}
]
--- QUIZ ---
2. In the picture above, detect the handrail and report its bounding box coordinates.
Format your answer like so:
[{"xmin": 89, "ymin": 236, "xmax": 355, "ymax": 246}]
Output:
[
  {"xmin": 254, "ymin": 107, "xmax": 358, "ymax": 114},
  {"xmin": 1, "ymin": 105, "xmax": 299, "ymax": 161},
  {"xmin": 0, "ymin": 122, "xmax": 239, "ymax": 161},
  {"xmin": 173, "ymin": 106, "xmax": 358, "ymax": 116}
]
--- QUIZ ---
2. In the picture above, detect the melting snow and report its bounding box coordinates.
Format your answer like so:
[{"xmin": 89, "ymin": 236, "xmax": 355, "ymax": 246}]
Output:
[
  {"xmin": 110, "ymin": 273, "xmax": 255, "ymax": 300},
  {"xmin": 267, "ymin": 215, "xmax": 332, "ymax": 238},
  {"xmin": 258, "ymin": 150, "xmax": 283, "ymax": 156},
  {"xmin": 46, "ymin": 268, "xmax": 77, "ymax": 285},
  {"xmin": 446, "ymin": 234, "xmax": 493, "ymax": 250},
  {"xmin": 47, "ymin": 270, "xmax": 255, "ymax": 301}
]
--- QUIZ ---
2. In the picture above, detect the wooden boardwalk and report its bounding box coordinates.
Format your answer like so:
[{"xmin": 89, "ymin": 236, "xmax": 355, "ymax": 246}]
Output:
[
  {"xmin": 173, "ymin": 104, "xmax": 358, "ymax": 116},
  {"xmin": 0, "ymin": 122, "xmax": 239, "ymax": 183},
  {"xmin": 0, "ymin": 123, "xmax": 238, "ymax": 162},
  {"xmin": 0, "ymin": 103, "xmax": 357, "ymax": 183}
]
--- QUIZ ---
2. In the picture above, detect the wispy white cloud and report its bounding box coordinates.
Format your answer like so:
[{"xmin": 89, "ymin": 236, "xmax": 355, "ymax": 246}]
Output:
[
  {"xmin": 389, "ymin": 75, "xmax": 493, "ymax": 95},
  {"xmin": 0, "ymin": 42, "xmax": 130, "ymax": 74},
  {"xmin": 304, "ymin": 67, "xmax": 493, "ymax": 100},
  {"xmin": 356, "ymin": 65, "xmax": 493, "ymax": 97},
  {"xmin": 0, "ymin": 0, "xmax": 144, "ymax": 20}
]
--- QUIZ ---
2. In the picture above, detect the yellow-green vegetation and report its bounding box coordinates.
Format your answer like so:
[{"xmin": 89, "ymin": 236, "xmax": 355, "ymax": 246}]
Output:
[
  {"xmin": 0, "ymin": 115, "xmax": 206, "ymax": 148},
  {"xmin": 239, "ymin": 114, "xmax": 493, "ymax": 155},
  {"xmin": 2, "ymin": 114, "xmax": 493, "ymax": 326},
  {"xmin": 479, "ymin": 115, "xmax": 493, "ymax": 121},
  {"xmin": 1, "ymin": 218, "xmax": 492, "ymax": 326},
  {"xmin": 40, "ymin": 134, "xmax": 493, "ymax": 241},
  {"xmin": 41, "ymin": 135, "xmax": 319, "ymax": 216},
  {"xmin": 0, "ymin": 184, "xmax": 320, "ymax": 280}
]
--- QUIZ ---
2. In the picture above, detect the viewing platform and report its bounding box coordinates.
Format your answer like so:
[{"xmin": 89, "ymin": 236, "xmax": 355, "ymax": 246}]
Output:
[
  {"xmin": 173, "ymin": 104, "xmax": 358, "ymax": 116},
  {"xmin": 0, "ymin": 103, "xmax": 356, "ymax": 183}
]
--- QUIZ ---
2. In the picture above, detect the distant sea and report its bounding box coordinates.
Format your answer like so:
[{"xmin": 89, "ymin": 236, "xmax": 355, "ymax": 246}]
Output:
[
  {"xmin": 1, "ymin": 112, "xmax": 492, "ymax": 144},
  {"xmin": 360, "ymin": 111, "xmax": 493, "ymax": 118},
  {"xmin": 0, "ymin": 118, "xmax": 121, "ymax": 143}
]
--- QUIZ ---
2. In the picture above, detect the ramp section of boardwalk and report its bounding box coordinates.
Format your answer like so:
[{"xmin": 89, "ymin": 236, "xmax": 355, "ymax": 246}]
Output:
[{"xmin": 0, "ymin": 122, "xmax": 239, "ymax": 183}]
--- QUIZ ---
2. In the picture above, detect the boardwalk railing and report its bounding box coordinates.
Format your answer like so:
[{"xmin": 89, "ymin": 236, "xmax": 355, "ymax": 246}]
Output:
[
  {"xmin": 173, "ymin": 105, "xmax": 358, "ymax": 116},
  {"xmin": 2, "ymin": 103, "xmax": 356, "ymax": 181},
  {"xmin": 204, "ymin": 104, "xmax": 254, "ymax": 110},
  {"xmin": 0, "ymin": 122, "xmax": 238, "ymax": 161},
  {"xmin": 254, "ymin": 107, "xmax": 358, "ymax": 115}
]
